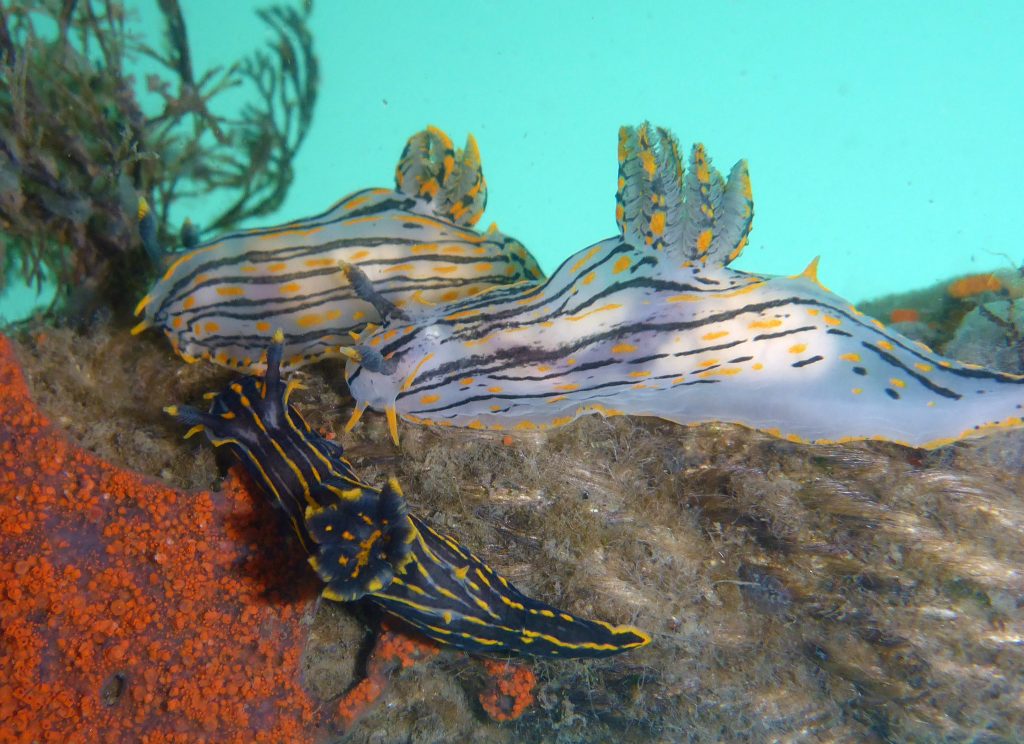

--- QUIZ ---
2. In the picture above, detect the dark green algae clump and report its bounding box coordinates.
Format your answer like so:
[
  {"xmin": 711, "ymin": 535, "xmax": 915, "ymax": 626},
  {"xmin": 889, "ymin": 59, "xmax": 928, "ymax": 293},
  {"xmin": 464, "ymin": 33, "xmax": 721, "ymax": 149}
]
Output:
[
  {"xmin": 0, "ymin": 0, "xmax": 317, "ymax": 318},
  {"xmin": 9, "ymin": 288, "xmax": 1024, "ymax": 742}
]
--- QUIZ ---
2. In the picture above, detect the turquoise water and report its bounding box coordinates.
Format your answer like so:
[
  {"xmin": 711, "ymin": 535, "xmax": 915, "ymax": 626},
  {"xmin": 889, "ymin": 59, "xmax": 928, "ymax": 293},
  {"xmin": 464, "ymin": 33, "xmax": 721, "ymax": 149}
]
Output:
[{"xmin": 4, "ymin": 0, "xmax": 1023, "ymax": 320}]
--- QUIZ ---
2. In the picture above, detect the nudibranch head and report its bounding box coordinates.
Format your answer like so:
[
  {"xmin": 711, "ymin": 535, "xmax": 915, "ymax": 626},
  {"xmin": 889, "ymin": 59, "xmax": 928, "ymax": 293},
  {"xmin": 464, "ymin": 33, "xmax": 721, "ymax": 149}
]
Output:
[
  {"xmin": 167, "ymin": 334, "xmax": 415, "ymax": 602},
  {"xmin": 136, "ymin": 126, "xmax": 543, "ymax": 373}
]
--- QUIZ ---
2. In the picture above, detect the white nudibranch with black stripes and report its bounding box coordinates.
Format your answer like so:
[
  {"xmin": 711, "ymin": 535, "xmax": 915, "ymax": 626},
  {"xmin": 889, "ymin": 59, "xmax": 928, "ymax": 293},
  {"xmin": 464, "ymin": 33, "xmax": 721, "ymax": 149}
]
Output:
[
  {"xmin": 342, "ymin": 123, "xmax": 1024, "ymax": 449},
  {"xmin": 133, "ymin": 126, "xmax": 543, "ymax": 372}
]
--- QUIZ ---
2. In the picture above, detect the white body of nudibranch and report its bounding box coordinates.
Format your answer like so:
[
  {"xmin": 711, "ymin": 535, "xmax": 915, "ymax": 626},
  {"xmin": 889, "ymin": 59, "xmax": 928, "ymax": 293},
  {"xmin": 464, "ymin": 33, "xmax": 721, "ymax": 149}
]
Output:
[
  {"xmin": 344, "ymin": 124, "xmax": 1024, "ymax": 449},
  {"xmin": 133, "ymin": 127, "xmax": 543, "ymax": 372}
]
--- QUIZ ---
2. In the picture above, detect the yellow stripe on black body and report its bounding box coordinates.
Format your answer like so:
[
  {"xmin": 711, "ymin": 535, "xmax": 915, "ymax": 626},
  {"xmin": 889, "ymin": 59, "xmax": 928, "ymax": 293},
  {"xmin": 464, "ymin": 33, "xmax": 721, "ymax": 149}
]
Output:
[
  {"xmin": 169, "ymin": 335, "xmax": 650, "ymax": 658},
  {"xmin": 138, "ymin": 126, "xmax": 544, "ymax": 373},
  {"xmin": 373, "ymin": 517, "xmax": 649, "ymax": 656}
]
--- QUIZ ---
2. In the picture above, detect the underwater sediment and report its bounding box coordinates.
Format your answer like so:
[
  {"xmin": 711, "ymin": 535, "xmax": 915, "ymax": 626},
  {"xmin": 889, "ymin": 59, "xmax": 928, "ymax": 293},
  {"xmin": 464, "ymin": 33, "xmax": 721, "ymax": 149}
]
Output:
[{"xmin": 2, "ymin": 304, "xmax": 1022, "ymax": 742}]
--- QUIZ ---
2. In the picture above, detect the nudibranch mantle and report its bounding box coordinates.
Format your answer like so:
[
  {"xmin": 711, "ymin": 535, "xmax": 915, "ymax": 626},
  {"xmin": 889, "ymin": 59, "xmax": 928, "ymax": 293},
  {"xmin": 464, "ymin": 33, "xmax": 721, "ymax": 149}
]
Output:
[
  {"xmin": 170, "ymin": 335, "xmax": 650, "ymax": 658},
  {"xmin": 136, "ymin": 126, "xmax": 543, "ymax": 373},
  {"xmin": 344, "ymin": 124, "xmax": 1024, "ymax": 450}
]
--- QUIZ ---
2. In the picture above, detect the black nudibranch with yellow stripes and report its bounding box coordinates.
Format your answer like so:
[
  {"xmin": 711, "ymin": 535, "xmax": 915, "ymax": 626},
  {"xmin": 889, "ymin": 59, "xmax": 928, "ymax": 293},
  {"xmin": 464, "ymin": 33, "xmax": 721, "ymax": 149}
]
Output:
[
  {"xmin": 167, "ymin": 333, "xmax": 650, "ymax": 658},
  {"xmin": 134, "ymin": 126, "xmax": 543, "ymax": 373},
  {"xmin": 343, "ymin": 123, "xmax": 1024, "ymax": 450}
]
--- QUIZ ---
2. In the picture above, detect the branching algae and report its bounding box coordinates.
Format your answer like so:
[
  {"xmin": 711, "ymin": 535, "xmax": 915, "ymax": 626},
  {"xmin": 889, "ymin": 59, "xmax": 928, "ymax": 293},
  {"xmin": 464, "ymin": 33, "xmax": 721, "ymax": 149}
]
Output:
[{"xmin": 0, "ymin": 0, "xmax": 317, "ymax": 315}]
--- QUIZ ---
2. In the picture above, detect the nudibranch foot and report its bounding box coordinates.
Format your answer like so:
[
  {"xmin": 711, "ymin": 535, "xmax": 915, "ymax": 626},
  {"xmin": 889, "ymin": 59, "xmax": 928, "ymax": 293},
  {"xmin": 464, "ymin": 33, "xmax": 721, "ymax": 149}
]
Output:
[
  {"xmin": 170, "ymin": 336, "xmax": 651, "ymax": 658},
  {"xmin": 342, "ymin": 123, "xmax": 1024, "ymax": 450},
  {"xmin": 137, "ymin": 126, "xmax": 543, "ymax": 374}
]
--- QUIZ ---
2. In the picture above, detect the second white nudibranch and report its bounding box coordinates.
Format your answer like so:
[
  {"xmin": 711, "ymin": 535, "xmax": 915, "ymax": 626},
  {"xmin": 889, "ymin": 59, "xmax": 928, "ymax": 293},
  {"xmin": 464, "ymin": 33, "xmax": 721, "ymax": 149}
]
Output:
[
  {"xmin": 133, "ymin": 127, "xmax": 543, "ymax": 372},
  {"xmin": 342, "ymin": 123, "xmax": 1024, "ymax": 449}
]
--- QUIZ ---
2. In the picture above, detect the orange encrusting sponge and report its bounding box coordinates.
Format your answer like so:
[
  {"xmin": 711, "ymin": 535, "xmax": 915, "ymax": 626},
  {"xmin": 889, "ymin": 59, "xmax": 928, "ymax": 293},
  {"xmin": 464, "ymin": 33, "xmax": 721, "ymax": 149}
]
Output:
[
  {"xmin": 336, "ymin": 617, "xmax": 441, "ymax": 731},
  {"xmin": 0, "ymin": 334, "xmax": 322, "ymax": 742},
  {"xmin": 478, "ymin": 658, "xmax": 538, "ymax": 721},
  {"xmin": 948, "ymin": 273, "xmax": 1003, "ymax": 300},
  {"xmin": 888, "ymin": 308, "xmax": 921, "ymax": 324}
]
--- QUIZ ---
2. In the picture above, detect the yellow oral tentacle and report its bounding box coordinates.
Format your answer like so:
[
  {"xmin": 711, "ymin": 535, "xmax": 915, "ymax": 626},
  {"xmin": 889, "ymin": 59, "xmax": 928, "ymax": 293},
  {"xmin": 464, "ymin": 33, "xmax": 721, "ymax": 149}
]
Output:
[{"xmin": 386, "ymin": 404, "xmax": 400, "ymax": 446}]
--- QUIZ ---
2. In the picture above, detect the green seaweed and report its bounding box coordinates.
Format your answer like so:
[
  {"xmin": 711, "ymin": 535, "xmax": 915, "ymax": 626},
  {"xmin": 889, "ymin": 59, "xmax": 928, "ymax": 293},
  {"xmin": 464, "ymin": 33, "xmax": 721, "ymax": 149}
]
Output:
[{"xmin": 0, "ymin": 0, "xmax": 318, "ymax": 317}]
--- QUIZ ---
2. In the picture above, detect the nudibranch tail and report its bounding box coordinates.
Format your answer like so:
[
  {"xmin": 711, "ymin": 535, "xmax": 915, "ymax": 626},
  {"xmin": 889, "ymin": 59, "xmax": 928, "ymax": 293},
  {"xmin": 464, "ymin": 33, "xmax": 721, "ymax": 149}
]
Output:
[
  {"xmin": 373, "ymin": 517, "xmax": 652, "ymax": 658},
  {"xmin": 342, "ymin": 123, "xmax": 1024, "ymax": 450},
  {"xmin": 170, "ymin": 336, "xmax": 650, "ymax": 658}
]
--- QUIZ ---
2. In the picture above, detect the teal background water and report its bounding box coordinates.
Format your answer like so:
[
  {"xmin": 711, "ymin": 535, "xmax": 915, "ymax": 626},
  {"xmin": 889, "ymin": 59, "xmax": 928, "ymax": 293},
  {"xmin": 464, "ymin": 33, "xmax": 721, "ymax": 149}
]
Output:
[{"xmin": 4, "ymin": 1, "xmax": 1023, "ymax": 321}]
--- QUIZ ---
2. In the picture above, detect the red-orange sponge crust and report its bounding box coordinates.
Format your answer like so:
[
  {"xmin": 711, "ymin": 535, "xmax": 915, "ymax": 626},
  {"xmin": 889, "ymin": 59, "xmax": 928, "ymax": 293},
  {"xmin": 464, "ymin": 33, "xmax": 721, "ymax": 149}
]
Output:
[
  {"xmin": 0, "ymin": 334, "xmax": 322, "ymax": 743},
  {"xmin": 478, "ymin": 658, "xmax": 537, "ymax": 722}
]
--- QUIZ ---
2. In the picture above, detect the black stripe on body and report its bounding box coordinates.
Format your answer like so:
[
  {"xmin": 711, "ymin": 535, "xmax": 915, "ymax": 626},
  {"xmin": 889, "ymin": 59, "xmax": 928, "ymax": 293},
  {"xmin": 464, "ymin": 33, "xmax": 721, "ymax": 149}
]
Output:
[
  {"xmin": 791, "ymin": 355, "xmax": 824, "ymax": 368},
  {"xmin": 407, "ymin": 370, "xmax": 724, "ymax": 418},
  {"xmin": 172, "ymin": 272, "xmax": 497, "ymax": 327},
  {"xmin": 153, "ymin": 184, "xmax": 535, "ymax": 321},
  {"xmin": 361, "ymin": 284, "xmax": 1024, "ymax": 410},
  {"xmin": 429, "ymin": 245, "xmax": 760, "ymax": 342},
  {"xmin": 369, "ymin": 293, "xmax": 819, "ymax": 384},
  {"xmin": 188, "ymin": 193, "xmax": 418, "ymax": 249},
  {"xmin": 395, "ymin": 319, "xmax": 812, "ymax": 399},
  {"xmin": 157, "ymin": 231, "xmax": 521, "ymax": 319},
  {"xmin": 860, "ymin": 342, "xmax": 961, "ymax": 399},
  {"xmin": 382, "ymin": 336, "xmax": 743, "ymax": 403}
]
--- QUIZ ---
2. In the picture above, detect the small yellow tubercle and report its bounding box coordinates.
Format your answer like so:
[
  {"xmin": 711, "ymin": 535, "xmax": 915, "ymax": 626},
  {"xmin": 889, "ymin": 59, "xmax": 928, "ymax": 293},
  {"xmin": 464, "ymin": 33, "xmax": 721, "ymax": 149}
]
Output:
[{"xmin": 790, "ymin": 255, "xmax": 830, "ymax": 292}]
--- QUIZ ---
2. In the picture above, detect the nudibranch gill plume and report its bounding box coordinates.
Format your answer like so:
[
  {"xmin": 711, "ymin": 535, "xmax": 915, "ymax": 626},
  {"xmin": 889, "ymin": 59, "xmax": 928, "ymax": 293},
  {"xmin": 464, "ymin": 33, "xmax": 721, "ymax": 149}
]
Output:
[
  {"xmin": 168, "ymin": 334, "xmax": 650, "ymax": 658},
  {"xmin": 134, "ymin": 126, "xmax": 543, "ymax": 373},
  {"xmin": 342, "ymin": 123, "xmax": 1024, "ymax": 449}
]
